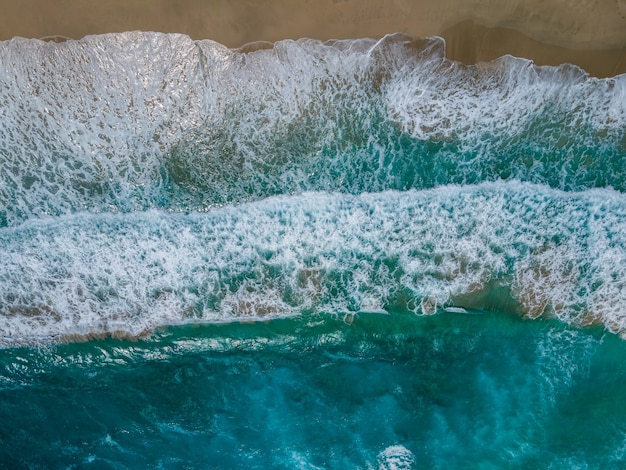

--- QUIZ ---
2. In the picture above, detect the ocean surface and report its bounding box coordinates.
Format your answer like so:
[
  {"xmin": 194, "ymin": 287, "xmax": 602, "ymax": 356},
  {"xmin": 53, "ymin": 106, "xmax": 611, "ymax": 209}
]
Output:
[{"xmin": 1, "ymin": 32, "xmax": 626, "ymax": 468}]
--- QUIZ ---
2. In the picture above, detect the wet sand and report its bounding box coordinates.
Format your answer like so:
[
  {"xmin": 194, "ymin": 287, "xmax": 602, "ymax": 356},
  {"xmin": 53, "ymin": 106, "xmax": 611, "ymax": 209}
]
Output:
[{"xmin": 0, "ymin": 0, "xmax": 625, "ymax": 76}]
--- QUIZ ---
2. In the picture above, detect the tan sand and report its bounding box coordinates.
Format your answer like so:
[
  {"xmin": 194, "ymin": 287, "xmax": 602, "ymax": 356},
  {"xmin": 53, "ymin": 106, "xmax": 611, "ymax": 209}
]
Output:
[{"xmin": 0, "ymin": 0, "xmax": 624, "ymax": 77}]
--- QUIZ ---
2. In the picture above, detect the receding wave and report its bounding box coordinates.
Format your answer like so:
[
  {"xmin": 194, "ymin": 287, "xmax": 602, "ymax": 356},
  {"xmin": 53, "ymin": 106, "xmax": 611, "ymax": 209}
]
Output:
[
  {"xmin": 2, "ymin": 181, "xmax": 626, "ymax": 346},
  {"xmin": 0, "ymin": 32, "xmax": 624, "ymax": 227}
]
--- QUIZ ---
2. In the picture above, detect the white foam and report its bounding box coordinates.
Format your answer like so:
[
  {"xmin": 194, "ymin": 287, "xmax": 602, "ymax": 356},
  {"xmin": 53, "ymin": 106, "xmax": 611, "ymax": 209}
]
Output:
[
  {"xmin": 2, "ymin": 181, "xmax": 626, "ymax": 345},
  {"xmin": 377, "ymin": 445, "xmax": 416, "ymax": 470},
  {"xmin": 0, "ymin": 33, "xmax": 208, "ymax": 225},
  {"xmin": 443, "ymin": 307, "xmax": 467, "ymax": 314},
  {"xmin": 1, "ymin": 32, "xmax": 624, "ymax": 227},
  {"xmin": 385, "ymin": 53, "xmax": 626, "ymax": 142}
]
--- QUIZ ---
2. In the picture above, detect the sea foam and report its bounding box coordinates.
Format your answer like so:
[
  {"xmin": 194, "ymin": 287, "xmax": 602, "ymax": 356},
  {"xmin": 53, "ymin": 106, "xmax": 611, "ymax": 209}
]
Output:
[
  {"xmin": 0, "ymin": 33, "xmax": 624, "ymax": 227},
  {"xmin": 2, "ymin": 182, "xmax": 626, "ymax": 345}
]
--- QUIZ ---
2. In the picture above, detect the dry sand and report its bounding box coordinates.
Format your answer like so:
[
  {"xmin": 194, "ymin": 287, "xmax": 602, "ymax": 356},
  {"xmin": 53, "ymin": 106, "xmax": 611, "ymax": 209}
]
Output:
[{"xmin": 0, "ymin": 0, "xmax": 625, "ymax": 77}]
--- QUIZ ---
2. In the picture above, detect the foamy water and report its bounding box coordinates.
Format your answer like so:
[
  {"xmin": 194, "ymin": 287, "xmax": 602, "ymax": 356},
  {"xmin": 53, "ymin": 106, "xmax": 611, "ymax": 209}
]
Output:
[
  {"xmin": 1, "ymin": 31, "xmax": 626, "ymax": 468},
  {"xmin": 1, "ymin": 32, "xmax": 625, "ymax": 341},
  {"xmin": 2, "ymin": 182, "xmax": 626, "ymax": 344},
  {"xmin": 1, "ymin": 33, "xmax": 624, "ymax": 226}
]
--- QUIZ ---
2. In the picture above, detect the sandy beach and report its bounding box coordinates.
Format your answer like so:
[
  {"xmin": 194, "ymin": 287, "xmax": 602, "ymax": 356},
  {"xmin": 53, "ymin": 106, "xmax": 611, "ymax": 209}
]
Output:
[{"xmin": 0, "ymin": 0, "xmax": 625, "ymax": 76}]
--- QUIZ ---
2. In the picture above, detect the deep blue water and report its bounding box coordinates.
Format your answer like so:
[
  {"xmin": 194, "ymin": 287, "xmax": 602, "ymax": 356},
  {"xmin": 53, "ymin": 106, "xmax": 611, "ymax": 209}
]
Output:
[{"xmin": 1, "ymin": 32, "xmax": 626, "ymax": 468}]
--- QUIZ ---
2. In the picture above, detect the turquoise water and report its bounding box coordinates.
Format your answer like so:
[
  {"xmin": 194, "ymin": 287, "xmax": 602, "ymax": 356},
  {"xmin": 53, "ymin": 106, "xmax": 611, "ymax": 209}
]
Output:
[
  {"xmin": 3, "ymin": 313, "xmax": 626, "ymax": 468},
  {"xmin": 1, "ymin": 32, "xmax": 626, "ymax": 467}
]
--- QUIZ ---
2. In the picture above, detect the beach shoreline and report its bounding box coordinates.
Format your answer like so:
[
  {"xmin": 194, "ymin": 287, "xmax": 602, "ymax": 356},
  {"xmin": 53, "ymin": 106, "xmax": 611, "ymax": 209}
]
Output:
[{"xmin": 0, "ymin": 0, "xmax": 624, "ymax": 77}]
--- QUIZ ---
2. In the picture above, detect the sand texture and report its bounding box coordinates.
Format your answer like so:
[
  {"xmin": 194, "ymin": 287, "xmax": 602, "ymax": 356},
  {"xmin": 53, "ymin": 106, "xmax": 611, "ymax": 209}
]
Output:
[{"xmin": 0, "ymin": 0, "xmax": 624, "ymax": 76}]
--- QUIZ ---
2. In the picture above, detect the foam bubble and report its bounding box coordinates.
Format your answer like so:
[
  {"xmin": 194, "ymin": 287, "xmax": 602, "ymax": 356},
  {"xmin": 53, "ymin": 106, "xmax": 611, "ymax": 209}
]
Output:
[{"xmin": 377, "ymin": 445, "xmax": 416, "ymax": 470}]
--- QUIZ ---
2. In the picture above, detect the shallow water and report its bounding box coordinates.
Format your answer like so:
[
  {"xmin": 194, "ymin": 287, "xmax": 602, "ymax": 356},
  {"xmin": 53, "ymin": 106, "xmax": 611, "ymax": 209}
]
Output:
[{"xmin": 1, "ymin": 32, "xmax": 625, "ymax": 467}]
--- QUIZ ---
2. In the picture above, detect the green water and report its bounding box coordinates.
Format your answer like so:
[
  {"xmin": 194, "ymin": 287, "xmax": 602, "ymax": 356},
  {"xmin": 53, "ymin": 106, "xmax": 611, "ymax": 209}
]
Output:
[{"xmin": 2, "ymin": 312, "xmax": 626, "ymax": 468}]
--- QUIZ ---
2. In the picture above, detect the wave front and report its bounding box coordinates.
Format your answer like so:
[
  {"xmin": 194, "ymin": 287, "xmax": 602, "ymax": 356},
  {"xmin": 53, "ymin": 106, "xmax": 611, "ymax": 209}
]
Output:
[
  {"xmin": 1, "ymin": 32, "xmax": 625, "ymax": 344},
  {"xmin": 1, "ymin": 184, "xmax": 626, "ymax": 345}
]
